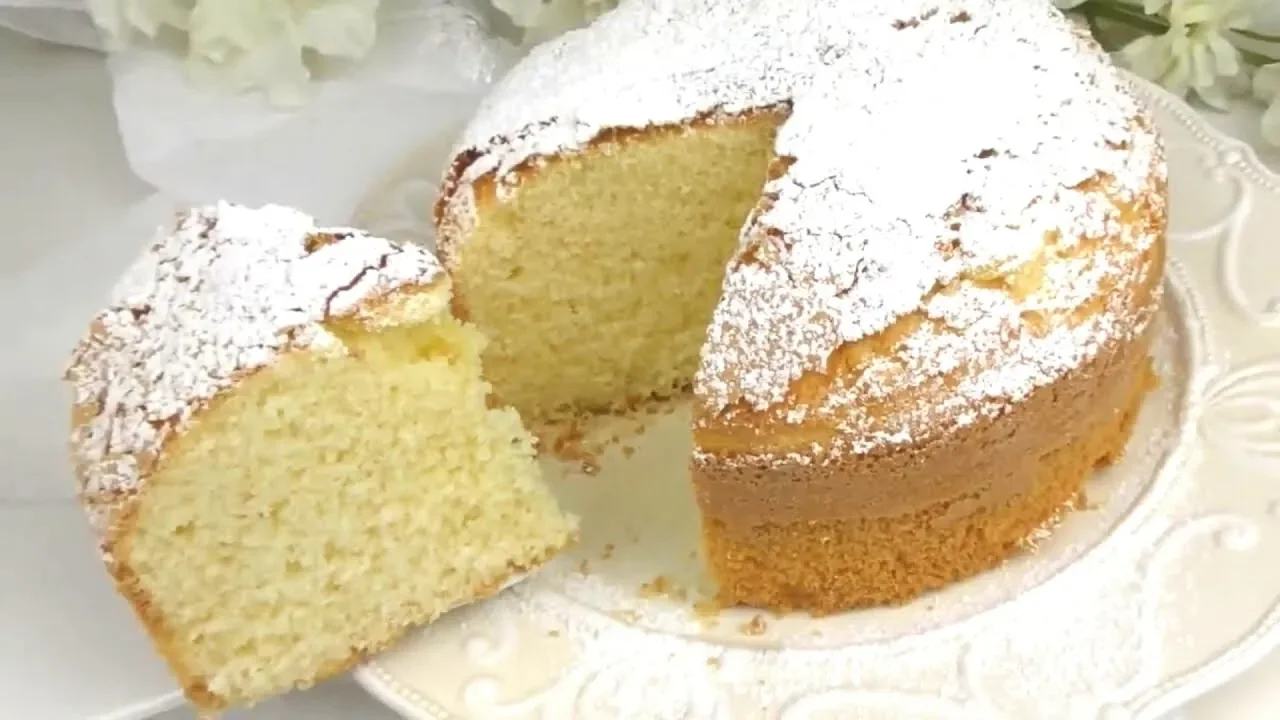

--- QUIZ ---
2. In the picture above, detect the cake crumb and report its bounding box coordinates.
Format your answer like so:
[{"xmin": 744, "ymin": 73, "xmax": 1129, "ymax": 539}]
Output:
[
  {"xmin": 693, "ymin": 596, "xmax": 721, "ymax": 629},
  {"xmin": 578, "ymin": 558, "xmax": 591, "ymax": 575},
  {"xmin": 538, "ymin": 415, "xmax": 603, "ymax": 474},
  {"xmin": 601, "ymin": 543, "xmax": 615, "ymax": 560},
  {"xmin": 739, "ymin": 614, "xmax": 768, "ymax": 636},
  {"xmin": 548, "ymin": 418, "xmax": 583, "ymax": 453},
  {"xmin": 693, "ymin": 597, "xmax": 721, "ymax": 617},
  {"xmin": 639, "ymin": 575, "xmax": 672, "ymax": 596},
  {"xmin": 534, "ymin": 399, "xmax": 671, "ymax": 473},
  {"xmin": 1019, "ymin": 497, "xmax": 1078, "ymax": 552},
  {"xmin": 638, "ymin": 575, "xmax": 688, "ymax": 601},
  {"xmin": 706, "ymin": 657, "xmax": 722, "ymax": 669}
]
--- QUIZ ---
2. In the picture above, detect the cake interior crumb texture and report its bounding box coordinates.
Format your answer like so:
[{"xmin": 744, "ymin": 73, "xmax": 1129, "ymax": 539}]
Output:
[
  {"xmin": 114, "ymin": 294, "xmax": 572, "ymax": 710},
  {"xmin": 449, "ymin": 112, "xmax": 782, "ymax": 423}
]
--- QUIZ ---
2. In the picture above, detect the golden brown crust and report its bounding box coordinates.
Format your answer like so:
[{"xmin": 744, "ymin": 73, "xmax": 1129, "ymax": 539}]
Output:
[
  {"xmin": 689, "ymin": 153, "xmax": 1167, "ymax": 610},
  {"xmin": 699, "ymin": 326, "xmax": 1158, "ymax": 613},
  {"xmin": 690, "ymin": 309, "xmax": 1162, "ymax": 528},
  {"xmin": 691, "ymin": 169, "xmax": 1167, "ymax": 522}
]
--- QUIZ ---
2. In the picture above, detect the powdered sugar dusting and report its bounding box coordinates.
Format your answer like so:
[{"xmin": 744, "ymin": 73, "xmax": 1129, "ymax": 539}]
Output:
[
  {"xmin": 833, "ymin": 244, "xmax": 1159, "ymax": 453},
  {"xmin": 64, "ymin": 202, "xmax": 442, "ymax": 541},
  {"xmin": 696, "ymin": 1, "xmax": 1162, "ymax": 415},
  {"xmin": 443, "ymin": 0, "xmax": 1164, "ymax": 443}
]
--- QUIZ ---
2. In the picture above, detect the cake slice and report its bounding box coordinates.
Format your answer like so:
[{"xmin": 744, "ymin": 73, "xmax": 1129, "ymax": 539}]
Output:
[{"xmin": 64, "ymin": 202, "xmax": 575, "ymax": 714}]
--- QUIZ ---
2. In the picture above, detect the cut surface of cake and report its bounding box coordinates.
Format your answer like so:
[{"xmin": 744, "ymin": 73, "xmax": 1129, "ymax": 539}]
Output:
[
  {"xmin": 64, "ymin": 203, "xmax": 575, "ymax": 712},
  {"xmin": 435, "ymin": 0, "xmax": 1166, "ymax": 612}
]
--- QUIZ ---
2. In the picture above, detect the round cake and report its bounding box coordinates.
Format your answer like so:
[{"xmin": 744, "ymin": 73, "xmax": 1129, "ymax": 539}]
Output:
[
  {"xmin": 435, "ymin": 0, "xmax": 1166, "ymax": 612},
  {"xmin": 64, "ymin": 203, "xmax": 574, "ymax": 712}
]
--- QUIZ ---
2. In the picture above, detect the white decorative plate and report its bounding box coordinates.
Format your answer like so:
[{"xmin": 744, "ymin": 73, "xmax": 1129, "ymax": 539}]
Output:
[{"xmin": 350, "ymin": 74, "xmax": 1280, "ymax": 720}]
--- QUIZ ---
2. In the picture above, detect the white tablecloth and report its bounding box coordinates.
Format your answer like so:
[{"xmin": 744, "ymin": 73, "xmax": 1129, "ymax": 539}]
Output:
[{"xmin": 2, "ymin": 26, "xmax": 1278, "ymax": 720}]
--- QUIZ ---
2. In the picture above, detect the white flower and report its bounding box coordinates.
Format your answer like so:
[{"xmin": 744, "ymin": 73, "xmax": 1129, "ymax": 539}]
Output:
[
  {"xmin": 87, "ymin": 0, "xmax": 381, "ymax": 106},
  {"xmin": 1118, "ymin": 0, "xmax": 1254, "ymax": 110},
  {"xmin": 492, "ymin": 0, "xmax": 618, "ymax": 45},
  {"xmin": 1253, "ymin": 63, "xmax": 1280, "ymax": 145},
  {"xmin": 86, "ymin": 0, "xmax": 191, "ymax": 44}
]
